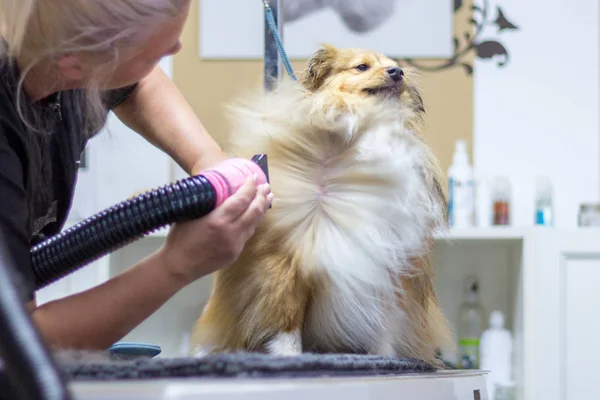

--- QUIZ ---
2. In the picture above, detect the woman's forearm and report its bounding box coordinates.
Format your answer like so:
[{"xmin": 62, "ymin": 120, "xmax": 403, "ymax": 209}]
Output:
[
  {"xmin": 30, "ymin": 250, "xmax": 189, "ymax": 350},
  {"xmin": 113, "ymin": 66, "xmax": 226, "ymax": 175}
]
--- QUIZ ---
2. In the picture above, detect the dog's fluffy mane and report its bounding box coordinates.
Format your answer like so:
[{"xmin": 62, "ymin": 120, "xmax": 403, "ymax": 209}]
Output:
[{"xmin": 225, "ymin": 76, "xmax": 445, "ymax": 293}]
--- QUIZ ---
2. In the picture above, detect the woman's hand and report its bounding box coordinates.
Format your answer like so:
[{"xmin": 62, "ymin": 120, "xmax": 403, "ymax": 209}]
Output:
[{"xmin": 158, "ymin": 175, "xmax": 273, "ymax": 285}]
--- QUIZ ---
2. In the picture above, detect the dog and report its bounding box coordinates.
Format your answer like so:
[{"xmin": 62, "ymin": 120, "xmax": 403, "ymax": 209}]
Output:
[{"xmin": 190, "ymin": 44, "xmax": 453, "ymax": 367}]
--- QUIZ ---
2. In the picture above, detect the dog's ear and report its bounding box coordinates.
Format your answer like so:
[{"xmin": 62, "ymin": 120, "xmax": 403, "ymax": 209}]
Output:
[{"xmin": 301, "ymin": 44, "xmax": 337, "ymax": 91}]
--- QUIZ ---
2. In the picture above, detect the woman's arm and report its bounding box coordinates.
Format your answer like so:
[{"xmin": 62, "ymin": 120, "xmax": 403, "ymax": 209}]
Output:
[
  {"xmin": 30, "ymin": 250, "xmax": 187, "ymax": 350},
  {"xmin": 112, "ymin": 66, "xmax": 226, "ymax": 175}
]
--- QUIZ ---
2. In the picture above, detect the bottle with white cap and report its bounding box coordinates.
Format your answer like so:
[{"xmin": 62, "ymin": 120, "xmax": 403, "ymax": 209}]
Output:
[
  {"xmin": 448, "ymin": 140, "xmax": 475, "ymax": 228},
  {"xmin": 480, "ymin": 311, "xmax": 513, "ymax": 400}
]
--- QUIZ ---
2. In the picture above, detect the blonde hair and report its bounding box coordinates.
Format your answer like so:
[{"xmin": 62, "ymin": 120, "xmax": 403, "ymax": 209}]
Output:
[{"xmin": 0, "ymin": 0, "xmax": 187, "ymax": 134}]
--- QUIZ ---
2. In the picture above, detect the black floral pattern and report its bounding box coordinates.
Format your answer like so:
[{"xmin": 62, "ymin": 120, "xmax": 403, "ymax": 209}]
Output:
[{"xmin": 400, "ymin": 0, "xmax": 519, "ymax": 75}]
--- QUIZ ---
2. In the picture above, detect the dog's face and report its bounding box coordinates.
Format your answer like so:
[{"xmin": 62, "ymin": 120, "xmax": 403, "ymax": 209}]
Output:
[{"xmin": 300, "ymin": 44, "xmax": 424, "ymax": 113}]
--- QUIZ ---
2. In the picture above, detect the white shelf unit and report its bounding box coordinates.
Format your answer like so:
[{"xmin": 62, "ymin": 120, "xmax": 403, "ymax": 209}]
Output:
[
  {"xmin": 35, "ymin": 227, "xmax": 600, "ymax": 400},
  {"xmin": 434, "ymin": 227, "xmax": 525, "ymax": 400}
]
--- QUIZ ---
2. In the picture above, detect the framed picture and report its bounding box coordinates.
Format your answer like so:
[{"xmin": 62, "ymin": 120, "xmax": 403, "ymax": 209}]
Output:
[{"xmin": 199, "ymin": 0, "xmax": 454, "ymax": 59}]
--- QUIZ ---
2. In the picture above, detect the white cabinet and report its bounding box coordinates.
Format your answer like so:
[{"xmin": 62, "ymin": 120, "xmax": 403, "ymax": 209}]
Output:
[{"xmin": 522, "ymin": 229, "xmax": 600, "ymax": 400}]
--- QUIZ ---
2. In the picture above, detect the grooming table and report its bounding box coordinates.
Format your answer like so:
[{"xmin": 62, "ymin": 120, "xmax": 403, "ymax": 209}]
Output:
[
  {"xmin": 72, "ymin": 372, "xmax": 489, "ymax": 400},
  {"xmin": 2, "ymin": 353, "xmax": 490, "ymax": 399}
]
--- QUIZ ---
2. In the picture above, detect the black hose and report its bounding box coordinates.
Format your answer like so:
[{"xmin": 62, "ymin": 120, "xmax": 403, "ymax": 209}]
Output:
[
  {"xmin": 31, "ymin": 174, "xmax": 215, "ymax": 290},
  {"xmin": 31, "ymin": 154, "xmax": 269, "ymax": 290},
  {"xmin": 0, "ymin": 238, "xmax": 73, "ymax": 400}
]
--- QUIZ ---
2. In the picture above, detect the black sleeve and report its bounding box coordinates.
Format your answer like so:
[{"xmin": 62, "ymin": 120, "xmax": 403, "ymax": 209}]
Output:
[
  {"xmin": 0, "ymin": 127, "xmax": 35, "ymax": 302},
  {"xmin": 102, "ymin": 83, "xmax": 139, "ymax": 110}
]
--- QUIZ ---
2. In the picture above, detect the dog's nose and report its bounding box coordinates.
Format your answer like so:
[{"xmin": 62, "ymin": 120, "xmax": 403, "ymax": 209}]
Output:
[{"xmin": 387, "ymin": 67, "xmax": 404, "ymax": 82}]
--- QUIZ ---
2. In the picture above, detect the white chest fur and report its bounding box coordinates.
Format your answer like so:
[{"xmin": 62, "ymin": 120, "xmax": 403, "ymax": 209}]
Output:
[{"xmin": 268, "ymin": 122, "xmax": 437, "ymax": 354}]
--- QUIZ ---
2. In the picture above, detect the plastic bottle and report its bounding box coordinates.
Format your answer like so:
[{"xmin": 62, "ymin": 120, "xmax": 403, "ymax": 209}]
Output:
[
  {"xmin": 534, "ymin": 176, "xmax": 553, "ymax": 226},
  {"xmin": 448, "ymin": 140, "xmax": 475, "ymax": 228},
  {"xmin": 480, "ymin": 311, "xmax": 513, "ymax": 400},
  {"xmin": 457, "ymin": 278, "xmax": 486, "ymax": 369},
  {"xmin": 492, "ymin": 177, "xmax": 511, "ymax": 226}
]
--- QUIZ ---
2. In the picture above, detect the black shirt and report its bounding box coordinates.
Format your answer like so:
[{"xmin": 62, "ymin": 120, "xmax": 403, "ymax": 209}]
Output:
[{"xmin": 0, "ymin": 57, "xmax": 137, "ymax": 301}]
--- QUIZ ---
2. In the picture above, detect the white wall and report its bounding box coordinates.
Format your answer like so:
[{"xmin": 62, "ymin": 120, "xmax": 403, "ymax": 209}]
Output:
[
  {"xmin": 94, "ymin": 56, "xmax": 175, "ymax": 211},
  {"xmin": 199, "ymin": 0, "xmax": 454, "ymax": 59},
  {"xmin": 473, "ymin": 0, "xmax": 599, "ymax": 228}
]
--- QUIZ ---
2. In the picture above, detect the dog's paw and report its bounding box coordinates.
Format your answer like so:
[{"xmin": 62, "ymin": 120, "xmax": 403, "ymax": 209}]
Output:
[
  {"xmin": 370, "ymin": 334, "xmax": 397, "ymax": 357},
  {"xmin": 373, "ymin": 342, "xmax": 396, "ymax": 357},
  {"xmin": 266, "ymin": 330, "xmax": 302, "ymax": 356}
]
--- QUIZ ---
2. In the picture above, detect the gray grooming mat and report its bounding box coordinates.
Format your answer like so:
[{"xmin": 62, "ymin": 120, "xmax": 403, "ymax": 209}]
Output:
[
  {"xmin": 0, "ymin": 353, "xmax": 436, "ymax": 398},
  {"xmin": 62, "ymin": 353, "xmax": 435, "ymax": 381}
]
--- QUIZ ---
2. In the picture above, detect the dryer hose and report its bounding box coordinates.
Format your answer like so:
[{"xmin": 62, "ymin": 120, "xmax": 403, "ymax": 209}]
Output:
[{"xmin": 30, "ymin": 154, "xmax": 270, "ymax": 290}]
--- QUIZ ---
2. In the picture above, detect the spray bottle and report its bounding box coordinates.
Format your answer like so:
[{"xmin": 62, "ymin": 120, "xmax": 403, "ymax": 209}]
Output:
[{"xmin": 448, "ymin": 140, "xmax": 475, "ymax": 228}]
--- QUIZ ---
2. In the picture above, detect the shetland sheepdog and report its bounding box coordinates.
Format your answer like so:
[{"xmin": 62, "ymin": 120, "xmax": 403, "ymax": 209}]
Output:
[{"xmin": 190, "ymin": 44, "xmax": 453, "ymax": 366}]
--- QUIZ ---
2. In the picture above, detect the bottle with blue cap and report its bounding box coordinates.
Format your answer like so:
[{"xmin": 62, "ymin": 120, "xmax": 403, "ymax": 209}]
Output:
[{"xmin": 534, "ymin": 176, "xmax": 553, "ymax": 226}]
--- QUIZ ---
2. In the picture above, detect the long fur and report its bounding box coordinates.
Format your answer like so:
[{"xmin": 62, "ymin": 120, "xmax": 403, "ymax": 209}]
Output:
[{"xmin": 191, "ymin": 45, "xmax": 453, "ymax": 366}]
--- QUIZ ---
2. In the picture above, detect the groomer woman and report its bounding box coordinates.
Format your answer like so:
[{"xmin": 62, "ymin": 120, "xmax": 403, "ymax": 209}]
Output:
[{"xmin": 0, "ymin": 0, "xmax": 272, "ymax": 350}]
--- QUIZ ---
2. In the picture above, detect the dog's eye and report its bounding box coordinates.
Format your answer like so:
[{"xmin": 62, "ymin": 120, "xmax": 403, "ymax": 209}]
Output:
[{"xmin": 355, "ymin": 64, "xmax": 369, "ymax": 72}]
